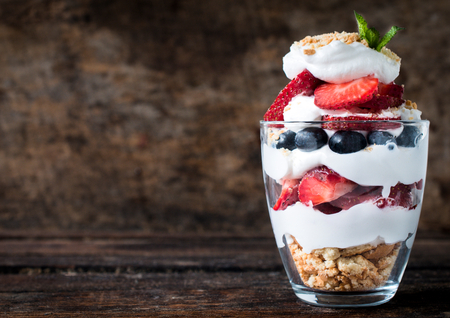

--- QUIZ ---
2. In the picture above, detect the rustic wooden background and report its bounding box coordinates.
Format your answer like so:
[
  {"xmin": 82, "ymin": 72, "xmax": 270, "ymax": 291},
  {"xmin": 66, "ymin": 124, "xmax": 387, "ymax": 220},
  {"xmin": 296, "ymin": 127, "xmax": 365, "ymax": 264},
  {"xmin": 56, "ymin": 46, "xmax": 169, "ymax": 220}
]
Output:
[{"xmin": 0, "ymin": 0, "xmax": 448, "ymax": 233}]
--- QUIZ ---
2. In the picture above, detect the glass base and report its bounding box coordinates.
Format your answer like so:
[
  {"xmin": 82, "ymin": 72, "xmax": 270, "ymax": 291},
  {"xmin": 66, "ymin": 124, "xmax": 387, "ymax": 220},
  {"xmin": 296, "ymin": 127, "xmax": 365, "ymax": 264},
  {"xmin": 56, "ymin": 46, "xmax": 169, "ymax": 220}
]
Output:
[{"xmin": 291, "ymin": 281, "xmax": 398, "ymax": 307}]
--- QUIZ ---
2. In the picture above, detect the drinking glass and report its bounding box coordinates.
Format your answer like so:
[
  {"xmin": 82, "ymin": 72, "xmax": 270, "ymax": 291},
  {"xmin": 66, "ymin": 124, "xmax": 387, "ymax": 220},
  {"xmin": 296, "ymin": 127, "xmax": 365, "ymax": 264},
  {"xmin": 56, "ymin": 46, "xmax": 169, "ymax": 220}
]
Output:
[{"xmin": 260, "ymin": 120, "xmax": 429, "ymax": 307}]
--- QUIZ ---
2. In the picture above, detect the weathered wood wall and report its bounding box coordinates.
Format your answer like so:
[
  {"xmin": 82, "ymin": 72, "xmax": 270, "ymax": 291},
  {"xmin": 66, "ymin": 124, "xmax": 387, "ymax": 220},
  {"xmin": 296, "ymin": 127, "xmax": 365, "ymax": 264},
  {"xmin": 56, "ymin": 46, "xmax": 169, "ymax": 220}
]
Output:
[{"xmin": 0, "ymin": 0, "xmax": 449, "ymax": 232}]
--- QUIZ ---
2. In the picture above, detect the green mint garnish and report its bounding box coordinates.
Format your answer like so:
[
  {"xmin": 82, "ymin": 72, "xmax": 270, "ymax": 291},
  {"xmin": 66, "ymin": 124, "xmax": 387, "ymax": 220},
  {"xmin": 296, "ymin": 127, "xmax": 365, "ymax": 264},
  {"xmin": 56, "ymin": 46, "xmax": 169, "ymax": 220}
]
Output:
[{"xmin": 354, "ymin": 11, "xmax": 404, "ymax": 52}]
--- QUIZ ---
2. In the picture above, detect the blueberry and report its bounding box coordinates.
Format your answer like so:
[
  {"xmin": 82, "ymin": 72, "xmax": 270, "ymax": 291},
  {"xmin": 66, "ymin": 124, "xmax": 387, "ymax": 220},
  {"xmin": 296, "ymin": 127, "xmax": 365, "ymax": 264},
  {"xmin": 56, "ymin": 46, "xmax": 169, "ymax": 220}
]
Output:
[
  {"xmin": 276, "ymin": 130, "xmax": 296, "ymax": 150},
  {"xmin": 367, "ymin": 131, "xmax": 396, "ymax": 146},
  {"xmin": 295, "ymin": 127, "xmax": 328, "ymax": 152},
  {"xmin": 396, "ymin": 126, "xmax": 422, "ymax": 147},
  {"xmin": 329, "ymin": 131, "xmax": 367, "ymax": 154}
]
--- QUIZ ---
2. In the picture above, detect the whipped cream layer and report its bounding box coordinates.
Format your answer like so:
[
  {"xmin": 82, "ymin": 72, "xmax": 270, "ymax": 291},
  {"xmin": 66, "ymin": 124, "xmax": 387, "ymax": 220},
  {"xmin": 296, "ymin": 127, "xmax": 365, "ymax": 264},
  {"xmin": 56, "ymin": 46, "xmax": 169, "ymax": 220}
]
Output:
[
  {"xmin": 283, "ymin": 40, "xmax": 400, "ymax": 84},
  {"xmin": 283, "ymin": 95, "xmax": 422, "ymax": 122},
  {"xmin": 263, "ymin": 130, "xmax": 428, "ymax": 198},
  {"xmin": 269, "ymin": 201, "xmax": 421, "ymax": 252}
]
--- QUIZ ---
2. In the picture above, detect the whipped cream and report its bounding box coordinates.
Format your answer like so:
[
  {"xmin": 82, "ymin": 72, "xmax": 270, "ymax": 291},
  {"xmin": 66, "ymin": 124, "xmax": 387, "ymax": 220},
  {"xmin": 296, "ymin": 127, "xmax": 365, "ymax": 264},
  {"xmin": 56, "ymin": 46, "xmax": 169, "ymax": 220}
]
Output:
[
  {"xmin": 269, "ymin": 201, "xmax": 422, "ymax": 252},
  {"xmin": 283, "ymin": 40, "xmax": 401, "ymax": 84}
]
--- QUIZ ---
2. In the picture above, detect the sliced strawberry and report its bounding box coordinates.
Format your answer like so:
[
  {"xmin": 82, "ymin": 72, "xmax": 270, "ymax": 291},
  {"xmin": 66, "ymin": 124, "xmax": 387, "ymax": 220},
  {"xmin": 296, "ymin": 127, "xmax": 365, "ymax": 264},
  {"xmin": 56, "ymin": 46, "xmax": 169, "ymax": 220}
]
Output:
[
  {"xmin": 374, "ymin": 182, "xmax": 417, "ymax": 210},
  {"xmin": 264, "ymin": 70, "xmax": 322, "ymax": 121},
  {"xmin": 378, "ymin": 82, "xmax": 404, "ymax": 99},
  {"xmin": 322, "ymin": 114, "xmax": 401, "ymax": 130},
  {"xmin": 298, "ymin": 166, "xmax": 357, "ymax": 206},
  {"xmin": 313, "ymin": 203, "xmax": 342, "ymax": 215},
  {"xmin": 314, "ymin": 76, "xmax": 378, "ymax": 110},
  {"xmin": 358, "ymin": 95, "xmax": 404, "ymax": 110},
  {"xmin": 273, "ymin": 179, "xmax": 300, "ymax": 211},
  {"xmin": 387, "ymin": 182, "xmax": 416, "ymax": 209},
  {"xmin": 328, "ymin": 185, "xmax": 383, "ymax": 210}
]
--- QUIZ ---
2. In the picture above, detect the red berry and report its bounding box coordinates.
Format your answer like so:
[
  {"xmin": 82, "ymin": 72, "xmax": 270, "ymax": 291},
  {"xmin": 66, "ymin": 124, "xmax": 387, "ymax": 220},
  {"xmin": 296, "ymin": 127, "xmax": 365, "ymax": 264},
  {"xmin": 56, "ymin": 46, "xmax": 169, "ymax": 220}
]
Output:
[
  {"xmin": 378, "ymin": 82, "xmax": 404, "ymax": 99},
  {"xmin": 264, "ymin": 70, "xmax": 322, "ymax": 121},
  {"xmin": 314, "ymin": 203, "xmax": 342, "ymax": 215},
  {"xmin": 298, "ymin": 166, "xmax": 357, "ymax": 206},
  {"xmin": 358, "ymin": 95, "xmax": 404, "ymax": 110},
  {"xmin": 386, "ymin": 182, "xmax": 416, "ymax": 210},
  {"xmin": 374, "ymin": 182, "xmax": 418, "ymax": 210},
  {"xmin": 273, "ymin": 179, "xmax": 300, "ymax": 211},
  {"xmin": 321, "ymin": 114, "xmax": 402, "ymax": 130},
  {"xmin": 328, "ymin": 185, "xmax": 383, "ymax": 211},
  {"xmin": 314, "ymin": 77, "xmax": 378, "ymax": 110}
]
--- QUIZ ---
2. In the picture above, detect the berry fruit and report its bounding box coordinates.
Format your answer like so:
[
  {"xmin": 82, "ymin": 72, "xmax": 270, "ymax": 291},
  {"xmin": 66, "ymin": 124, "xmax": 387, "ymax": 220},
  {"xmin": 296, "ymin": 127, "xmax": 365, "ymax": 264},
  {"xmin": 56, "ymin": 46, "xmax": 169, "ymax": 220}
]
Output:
[
  {"xmin": 264, "ymin": 70, "xmax": 322, "ymax": 121},
  {"xmin": 367, "ymin": 131, "xmax": 396, "ymax": 146},
  {"xmin": 273, "ymin": 179, "xmax": 300, "ymax": 211},
  {"xmin": 298, "ymin": 166, "xmax": 357, "ymax": 206},
  {"xmin": 357, "ymin": 94, "xmax": 404, "ymax": 110},
  {"xmin": 375, "ymin": 182, "xmax": 417, "ymax": 210},
  {"xmin": 276, "ymin": 130, "xmax": 297, "ymax": 150},
  {"xmin": 314, "ymin": 76, "xmax": 378, "ymax": 110},
  {"xmin": 329, "ymin": 131, "xmax": 367, "ymax": 154},
  {"xmin": 378, "ymin": 82, "xmax": 404, "ymax": 99},
  {"xmin": 396, "ymin": 126, "xmax": 422, "ymax": 147},
  {"xmin": 329, "ymin": 185, "xmax": 383, "ymax": 210},
  {"xmin": 295, "ymin": 127, "xmax": 328, "ymax": 152},
  {"xmin": 322, "ymin": 114, "xmax": 402, "ymax": 130},
  {"xmin": 314, "ymin": 203, "xmax": 342, "ymax": 215}
]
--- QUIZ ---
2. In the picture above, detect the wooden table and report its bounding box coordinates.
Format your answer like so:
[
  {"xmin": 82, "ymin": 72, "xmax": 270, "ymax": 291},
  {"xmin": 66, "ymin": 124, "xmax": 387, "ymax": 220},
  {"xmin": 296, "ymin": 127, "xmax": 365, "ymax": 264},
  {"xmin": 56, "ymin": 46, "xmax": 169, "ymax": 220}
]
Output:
[{"xmin": 0, "ymin": 230, "xmax": 449, "ymax": 317}]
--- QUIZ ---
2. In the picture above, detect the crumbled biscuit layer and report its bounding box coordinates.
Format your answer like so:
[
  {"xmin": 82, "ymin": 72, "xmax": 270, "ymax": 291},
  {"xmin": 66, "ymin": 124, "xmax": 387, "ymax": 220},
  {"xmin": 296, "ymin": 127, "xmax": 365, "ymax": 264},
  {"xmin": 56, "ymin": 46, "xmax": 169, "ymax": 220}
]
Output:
[
  {"xmin": 296, "ymin": 32, "xmax": 362, "ymax": 56},
  {"xmin": 295, "ymin": 31, "xmax": 401, "ymax": 63},
  {"xmin": 289, "ymin": 238, "xmax": 400, "ymax": 291},
  {"xmin": 300, "ymin": 32, "xmax": 361, "ymax": 49}
]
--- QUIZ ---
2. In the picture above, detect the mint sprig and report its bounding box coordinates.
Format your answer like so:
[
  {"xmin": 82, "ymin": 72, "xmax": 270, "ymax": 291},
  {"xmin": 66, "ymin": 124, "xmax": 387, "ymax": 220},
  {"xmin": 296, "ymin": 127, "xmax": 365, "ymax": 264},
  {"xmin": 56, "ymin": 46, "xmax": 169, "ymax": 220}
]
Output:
[{"xmin": 354, "ymin": 11, "xmax": 404, "ymax": 52}]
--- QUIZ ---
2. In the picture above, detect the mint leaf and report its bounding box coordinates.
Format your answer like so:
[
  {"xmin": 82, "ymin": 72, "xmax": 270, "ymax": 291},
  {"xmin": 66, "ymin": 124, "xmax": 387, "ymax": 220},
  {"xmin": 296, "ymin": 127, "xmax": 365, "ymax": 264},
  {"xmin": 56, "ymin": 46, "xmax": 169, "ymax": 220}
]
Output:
[
  {"xmin": 354, "ymin": 11, "xmax": 368, "ymax": 39},
  {"xmin": 354, "ymin": 11, "xmax": 404, "ymax": 52},
  {"xmin": 376, "ymin": 26, "xmax": 405, "ymax": 51},
  {"xmin": 365, "ymin": 27, "xmax": 380, "ymax": 48}
]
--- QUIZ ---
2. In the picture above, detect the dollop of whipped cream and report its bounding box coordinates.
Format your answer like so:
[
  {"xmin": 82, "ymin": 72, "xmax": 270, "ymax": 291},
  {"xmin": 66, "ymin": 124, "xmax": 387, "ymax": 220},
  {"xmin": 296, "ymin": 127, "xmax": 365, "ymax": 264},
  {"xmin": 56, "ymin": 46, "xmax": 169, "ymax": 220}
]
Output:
[{"xmin": 282, "ymin": 32, "xmax": 401, "ymax": 84}]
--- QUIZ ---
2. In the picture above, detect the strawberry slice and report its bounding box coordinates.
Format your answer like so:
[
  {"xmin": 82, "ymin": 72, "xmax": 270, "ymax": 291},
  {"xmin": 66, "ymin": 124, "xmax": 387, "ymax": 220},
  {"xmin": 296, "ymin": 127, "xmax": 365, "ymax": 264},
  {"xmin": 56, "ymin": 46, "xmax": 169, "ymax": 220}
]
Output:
[
  {"xmin": 313, "ymin": 203, "xmax": 342, "ymax": 215},
  {"xmin": 298, "ymin": 166, "xmax": 357, "ymax": 206},
  {"xmin": 264, "ymin": 70, "xmax": 322, "ymax": 121},
  {"xmin": 328, "ymin": 185, "xmax": 383, "ymax": 210},
  {"xmin": 384, "ymin": 182, "xmax": 417, "ymax": 210},
  {"xmin": 378, "ymin": 82, "xmax": 404, "ymax": 99},
  {"xmin": 358, "ymin": 95, "xmax": 404, "ymax": 110},
  {"xmin": 314, "ymin": 76, "xmax": 378, "ymax": 110},
  {"xmin": 321, "ymin": 114, "xmax": 401, "ymax": 130},
  {"xmin": 273, "ymin": 179, "xmax": 300, "ymax": 211}
]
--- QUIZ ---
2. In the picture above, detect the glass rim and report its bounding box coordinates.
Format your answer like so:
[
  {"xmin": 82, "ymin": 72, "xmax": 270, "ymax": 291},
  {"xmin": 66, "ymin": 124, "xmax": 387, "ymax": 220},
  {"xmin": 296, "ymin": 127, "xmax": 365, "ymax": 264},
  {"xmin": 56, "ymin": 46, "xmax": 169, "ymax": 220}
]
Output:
[{"xmin": 260, "ymin": 119, "xmax": 430, "ymax": 125}]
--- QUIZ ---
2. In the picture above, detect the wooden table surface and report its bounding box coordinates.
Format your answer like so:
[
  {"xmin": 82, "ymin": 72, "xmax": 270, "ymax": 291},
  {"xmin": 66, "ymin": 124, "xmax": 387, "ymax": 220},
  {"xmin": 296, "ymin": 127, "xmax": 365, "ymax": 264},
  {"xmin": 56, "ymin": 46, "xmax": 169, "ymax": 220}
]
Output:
[{"xmin": 0, "ymin": 229, "xmax": 449, "ymax": 317}]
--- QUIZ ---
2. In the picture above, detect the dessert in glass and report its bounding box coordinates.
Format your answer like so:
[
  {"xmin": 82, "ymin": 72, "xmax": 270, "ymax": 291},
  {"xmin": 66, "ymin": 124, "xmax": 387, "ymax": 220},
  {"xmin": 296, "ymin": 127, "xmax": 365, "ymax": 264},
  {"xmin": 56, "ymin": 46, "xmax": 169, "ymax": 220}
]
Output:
[{"xmin": 260, "ymin": 12, "xmax": 429, "ymax": 307}]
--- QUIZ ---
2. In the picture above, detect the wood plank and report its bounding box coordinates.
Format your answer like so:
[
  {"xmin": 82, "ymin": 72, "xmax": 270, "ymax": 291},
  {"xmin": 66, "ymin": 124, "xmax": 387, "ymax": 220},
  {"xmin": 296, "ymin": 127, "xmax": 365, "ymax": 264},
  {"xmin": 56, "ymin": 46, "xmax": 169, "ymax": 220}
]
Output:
[
  {"xmin": 0, "ymin": 234, "xmax": 282, "ymax": 271},
  {"xmin": 0, "ymin": 270, "xmax": 449, "ymax": 317},
  {"xmin": 0, "ymin": 230, "xmax": 449, "ymax": 316}
]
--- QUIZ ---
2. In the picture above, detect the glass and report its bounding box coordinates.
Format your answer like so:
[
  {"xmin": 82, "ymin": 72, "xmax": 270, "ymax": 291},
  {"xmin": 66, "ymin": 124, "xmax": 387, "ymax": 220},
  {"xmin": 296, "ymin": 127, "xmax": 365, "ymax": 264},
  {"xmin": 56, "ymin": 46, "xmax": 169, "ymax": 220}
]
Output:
[{"xmin": 260, "ymin": 120, "xmax": 429, "ymax": 307}]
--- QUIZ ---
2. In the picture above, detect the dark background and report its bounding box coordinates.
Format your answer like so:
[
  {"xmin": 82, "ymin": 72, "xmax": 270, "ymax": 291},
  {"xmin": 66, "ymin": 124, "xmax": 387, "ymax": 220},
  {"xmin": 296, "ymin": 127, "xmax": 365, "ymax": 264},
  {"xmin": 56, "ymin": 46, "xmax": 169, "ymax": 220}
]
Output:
[{"xmin": 0, "ymin": 0, "xmax": 448, "ymax": 234}]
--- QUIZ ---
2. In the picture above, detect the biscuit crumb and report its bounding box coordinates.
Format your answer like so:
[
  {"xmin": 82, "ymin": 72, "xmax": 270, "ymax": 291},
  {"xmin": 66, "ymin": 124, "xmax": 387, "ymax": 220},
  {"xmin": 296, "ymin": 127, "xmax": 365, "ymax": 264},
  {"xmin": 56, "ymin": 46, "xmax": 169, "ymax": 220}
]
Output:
[
  {"xmin": 404, "ymin": 100, "xmax": 418, "ymax": 110},
  {"xmin": 303, "ymin": 48, "xmax": 316, "ymax": 55},
  {"xmin": 289, "ymin": 239, "xmax": 401, "ymax": 291},
  {"xmin": 381, "ymin": 47, "xmax": 401, "ymax": 63}
]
